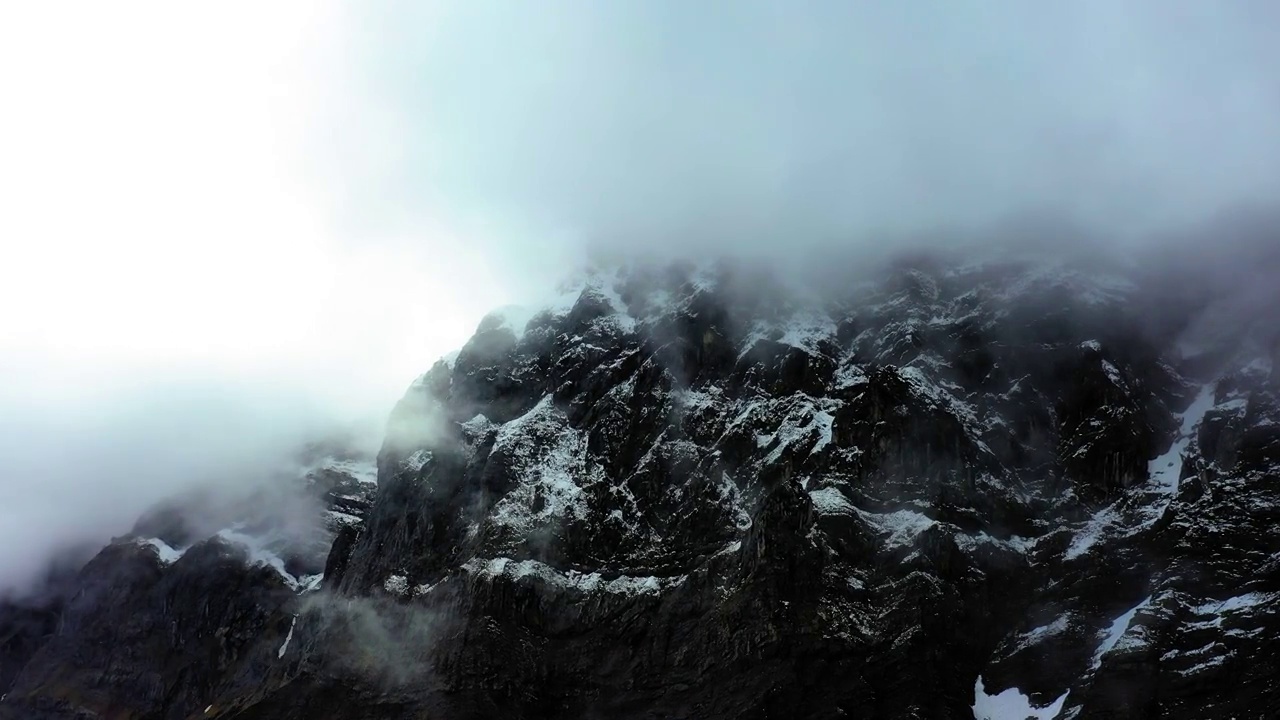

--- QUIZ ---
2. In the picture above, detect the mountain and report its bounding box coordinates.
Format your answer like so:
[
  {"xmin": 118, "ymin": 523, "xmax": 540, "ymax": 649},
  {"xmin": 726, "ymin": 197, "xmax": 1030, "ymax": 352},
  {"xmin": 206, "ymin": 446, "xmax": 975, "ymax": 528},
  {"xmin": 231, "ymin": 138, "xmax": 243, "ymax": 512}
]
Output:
[
  {"xmin": 2, "ymin": 245, "xmax": 1278, "ymax": 719},
  {"xmin": 0, "ymin": 445, "xmax": 378, "ymax": 719}
]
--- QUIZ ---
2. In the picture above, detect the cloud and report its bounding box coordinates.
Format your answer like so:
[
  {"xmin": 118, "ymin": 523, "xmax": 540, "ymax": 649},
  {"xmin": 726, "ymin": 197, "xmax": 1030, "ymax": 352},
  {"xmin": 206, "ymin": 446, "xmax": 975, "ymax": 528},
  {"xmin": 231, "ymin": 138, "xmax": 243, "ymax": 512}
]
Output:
[
  {"xmin": 2, "ymin": 1, "xmax": 1280, "ymax": 591},
  {"xmin": 343, "ymin": 0, "xmax": 1280, "ymax": 260},
  {"xmin": 0, "ymin": 2, "xmax": 501, "ymax": 591}
]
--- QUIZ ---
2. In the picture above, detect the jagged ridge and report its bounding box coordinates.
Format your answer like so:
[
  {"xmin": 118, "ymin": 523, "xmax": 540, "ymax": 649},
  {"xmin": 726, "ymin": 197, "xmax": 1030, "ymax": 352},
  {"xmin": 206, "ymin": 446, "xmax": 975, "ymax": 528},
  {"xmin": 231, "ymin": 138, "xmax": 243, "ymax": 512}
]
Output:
[{"xmin": 2, "ymin": 253, "xmax": 1278, "ymax": 720}]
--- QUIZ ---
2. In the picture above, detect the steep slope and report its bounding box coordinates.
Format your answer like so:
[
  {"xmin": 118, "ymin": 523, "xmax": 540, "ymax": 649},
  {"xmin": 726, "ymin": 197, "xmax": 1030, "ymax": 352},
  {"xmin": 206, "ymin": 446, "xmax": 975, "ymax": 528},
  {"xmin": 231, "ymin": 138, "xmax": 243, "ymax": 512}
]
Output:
[{"xmin": 2, "ymin": 253, "xmax": 1277, "ymax": 719}]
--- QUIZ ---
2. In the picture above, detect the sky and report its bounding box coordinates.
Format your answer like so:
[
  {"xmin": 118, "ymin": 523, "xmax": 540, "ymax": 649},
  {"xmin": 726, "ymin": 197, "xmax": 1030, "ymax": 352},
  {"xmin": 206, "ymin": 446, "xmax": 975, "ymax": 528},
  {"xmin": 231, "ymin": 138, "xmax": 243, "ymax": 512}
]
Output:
[
  {"xmin": 1, "ymin": 0, "xmax": 1279, "ymax": 590},
  {"xmin": 350, "ymin": 0, "xmax": 1280, "ymax": 251}
]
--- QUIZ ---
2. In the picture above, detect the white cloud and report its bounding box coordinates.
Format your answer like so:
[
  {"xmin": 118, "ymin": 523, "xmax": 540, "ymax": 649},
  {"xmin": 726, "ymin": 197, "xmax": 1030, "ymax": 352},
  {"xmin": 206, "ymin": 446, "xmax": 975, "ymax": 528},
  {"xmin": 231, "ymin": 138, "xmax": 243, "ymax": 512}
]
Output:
[
  {"xmin": 2, "ymin": 0, "xmax": 1279, "ymax": 591},
  {"xmin": 0, "ymin": 1, "xmax": 504, "ymax": 590}
]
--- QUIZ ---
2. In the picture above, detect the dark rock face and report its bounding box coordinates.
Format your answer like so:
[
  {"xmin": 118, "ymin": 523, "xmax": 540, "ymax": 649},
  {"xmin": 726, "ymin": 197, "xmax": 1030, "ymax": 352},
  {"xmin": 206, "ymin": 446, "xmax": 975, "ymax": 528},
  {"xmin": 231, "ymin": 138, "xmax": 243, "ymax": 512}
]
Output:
[
  {"xmin": 0, "ymin": 554, "xmax": 86, "ymax": 698},
  {"xmin": 5, "ymin": 540, "xmax": 292, "ymax": 720},
  {"xmin": 3, "ymin": 253, "xmax": 1278, "ymax": 720}
]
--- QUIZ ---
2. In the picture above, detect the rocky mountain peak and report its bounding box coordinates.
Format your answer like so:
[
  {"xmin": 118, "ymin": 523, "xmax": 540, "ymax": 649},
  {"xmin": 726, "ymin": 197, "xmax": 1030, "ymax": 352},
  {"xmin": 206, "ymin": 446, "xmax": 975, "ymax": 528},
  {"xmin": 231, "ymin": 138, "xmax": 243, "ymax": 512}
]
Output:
[{"xmin": 2, "ymin": 250, "xmax": 1277, "ymax": 719}]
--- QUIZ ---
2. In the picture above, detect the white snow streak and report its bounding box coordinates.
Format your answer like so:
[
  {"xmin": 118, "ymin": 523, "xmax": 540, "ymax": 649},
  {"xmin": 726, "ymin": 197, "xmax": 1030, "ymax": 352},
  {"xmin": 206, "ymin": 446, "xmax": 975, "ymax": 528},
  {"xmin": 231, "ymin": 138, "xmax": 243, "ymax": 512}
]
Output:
[
  {"xmin": 463, "ymin": 557, "xmax": 683, "ymax": 597},
  {"xmin": 1150, "ymin": 384, "xmax": 1217, "ymax": 494},
  {"xmin": 1066, "ymin": 384, "xmax": 1215, "ymax": 560},
  {"xmin": 1091, "ymin": 596, "xmax": 1150, "ymax": 670},
  {"xmin": 1008, "ymin": 615, "xmax": 1071, "ymax": 653},
  {"xmin": 277, "ymin": 614, "xmax": 297, "ymax": 658},
  {"xmin": 1187, "ymin": 591, "xmax": 1277, "ymax": 629}
]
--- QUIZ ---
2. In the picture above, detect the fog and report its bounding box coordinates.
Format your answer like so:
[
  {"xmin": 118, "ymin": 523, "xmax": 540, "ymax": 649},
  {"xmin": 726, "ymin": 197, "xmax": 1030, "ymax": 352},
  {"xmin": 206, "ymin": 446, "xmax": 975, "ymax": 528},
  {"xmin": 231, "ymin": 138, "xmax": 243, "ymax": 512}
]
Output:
[
  {"xmin": 0, "ymin": 1, "xmax": 502, "ymax": 591},
  {"xmin": 2, "ymin": 1, "xmax": 1280, "ymax": 591},
  {"xmin": 351, "ymin": 0, "xmax": 1280, "ymax": 256}
]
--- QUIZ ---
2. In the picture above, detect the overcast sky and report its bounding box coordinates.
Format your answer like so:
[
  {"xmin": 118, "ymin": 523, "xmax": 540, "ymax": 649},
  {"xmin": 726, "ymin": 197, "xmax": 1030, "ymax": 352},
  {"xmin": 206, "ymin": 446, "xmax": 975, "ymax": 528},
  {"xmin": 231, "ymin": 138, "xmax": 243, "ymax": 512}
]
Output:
[
  {"xmin": 1, "ymin": 0, "xmax": 1279, "ymax": 590},
  {"xmin": 347, "ymin": 0, "xmax": 1280, "ymax": 252}
]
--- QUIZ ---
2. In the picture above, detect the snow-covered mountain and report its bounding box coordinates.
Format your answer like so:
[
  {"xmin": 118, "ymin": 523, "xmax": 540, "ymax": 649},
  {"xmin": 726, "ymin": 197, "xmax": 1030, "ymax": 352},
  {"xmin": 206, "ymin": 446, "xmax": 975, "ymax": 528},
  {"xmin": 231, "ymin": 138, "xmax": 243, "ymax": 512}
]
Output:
[{"xmin": 2, "ymin": 247, "xmax": 1278, "ymax": 719}]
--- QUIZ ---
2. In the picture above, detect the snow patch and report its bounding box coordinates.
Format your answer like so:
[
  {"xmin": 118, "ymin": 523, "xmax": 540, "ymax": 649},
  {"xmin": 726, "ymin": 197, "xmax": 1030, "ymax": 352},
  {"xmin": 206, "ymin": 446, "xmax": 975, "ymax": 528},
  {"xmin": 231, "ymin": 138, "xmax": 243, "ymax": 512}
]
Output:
[
  {"xmin": 326, "ymin": 510, "xmax": 363, "ymax": 527},
  {"xmin": 676, "ymin": 387, "xmax": 722, "ymax": 415},
  {"xmin": 835, "ymin": 362, "xmax": 869, "ymax": 390},
  {"xmin": 277, "ymin": 614, "xmax": 297, "ymax": 658},
  {"xmin": 1190, "ymin": 591, "xmax": 1277, "ymax": 626},
  {"xmin": 139, "ymin": 537, "xmax": 186, "ymax": 564},
  {"xmin": 972, "ymin": 675, "xmax": 1069, "ymax": 720},
  {"xmin": 487, "ymin": 396, "xmax": 601, "ymax": 533},
  {"xmin": 485, "ymin": 278, "xmax": 585, "ymax": 341},
  {"xmin": 856, "ymin": 507, "xmax": 936, "ymax": 550},
  {"xmin": 955, "ymin": 532, "xmax": 1039, "ymax": 556},
  {"xmin": 1091, "ymin": 596, "xmax": 1150, "ymax": 670},
  {"xmin": 1007, "ymin": 615, "xmax": 1071, "ymax": 653},
  {"xmin": 460, "ymin": 413, "xmax": 493, "ymax": 435},
  {"xmin": 1064, "ymin": 510, "xmax": 1111, "ymax": 561},
  {"xmin": 215, "ymin": 529, "xmax": 308, "ymax": 591},
  {"xmin": 403, "ymin": 449, "xmax": 432, "ymax": 473},
  {"xmin": 809, "ymin": 487, "xmax": 856, "ymax": 516},
  {"xmin": 1150, "ymin": 383, "xmax": 1218, "ymax": 495},
  {"xmin": 1216, "ymin": 397, "xmax": 1248, "ymax": 414},
  {"xmin": 898, "ymin": 365, "xmax": 990, "ymax": 452},
  {"xmin": 717, "ymin": 471, "xmax": 751, "ymax": 531},
  {"xmin": 812, "ymin": 408, "xmax": 836, "ymax": 455},
  {"xmin": 737, "ymin": 308, "xmax": 836, "ymax": 361},
  {"xmin": 1100, "ymin": 360, "xmax": 1128, "ymax": 391},
  {"xmin": 593, "ymin": 278, "xmax": 638, "ymax": 333},
  {"xmin": 1066, "ymin": 384, "xmax": 1216, "ymax": 560},
  {"xmin": 752, "ymin": 396, "xmax": 843, "ymax": 465},
  {"xmin": 1175, "ymin": 653, "xmax": 1231, "ymax": 676},
  {"xmin": 777, "ymin": 309, "xmax": 837, "ymax": 353},
  {"xmin": 383, "ymin": 574, "xmax": 409, "ymax": 595},
  {"xmin": 317, "ymin": 457, "xmax": 378, "ymax": 485},
  {"xmin": 463, "ymin": 557, "xmax": 682, "ymax": 597}
]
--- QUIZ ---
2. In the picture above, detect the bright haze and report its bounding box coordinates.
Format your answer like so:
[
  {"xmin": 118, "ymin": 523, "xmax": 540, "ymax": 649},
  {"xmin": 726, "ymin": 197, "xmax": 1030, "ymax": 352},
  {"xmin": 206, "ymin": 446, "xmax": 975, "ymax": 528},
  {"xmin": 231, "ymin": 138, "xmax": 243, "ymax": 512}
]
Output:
[{"xmin": 1, "ymin": 1, "xmax": 1279, "ymax": 591}]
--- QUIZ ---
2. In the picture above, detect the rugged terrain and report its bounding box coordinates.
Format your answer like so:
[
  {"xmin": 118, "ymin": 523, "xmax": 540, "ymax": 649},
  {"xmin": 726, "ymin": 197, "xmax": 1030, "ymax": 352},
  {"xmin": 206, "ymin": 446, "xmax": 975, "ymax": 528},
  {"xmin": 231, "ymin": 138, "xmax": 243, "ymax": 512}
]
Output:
[{"xmin": 2, "ymin": 242, "xmax": 1278, "ymax": 719}]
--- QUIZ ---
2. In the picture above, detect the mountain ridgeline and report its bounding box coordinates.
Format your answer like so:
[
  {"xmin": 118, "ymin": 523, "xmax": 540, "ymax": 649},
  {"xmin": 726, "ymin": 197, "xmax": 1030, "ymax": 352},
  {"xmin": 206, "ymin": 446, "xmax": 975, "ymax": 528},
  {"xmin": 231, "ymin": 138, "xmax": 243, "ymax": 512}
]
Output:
[{"xmin": 2, "ymin": 241, "xmax": 1279, "ymax": 719}]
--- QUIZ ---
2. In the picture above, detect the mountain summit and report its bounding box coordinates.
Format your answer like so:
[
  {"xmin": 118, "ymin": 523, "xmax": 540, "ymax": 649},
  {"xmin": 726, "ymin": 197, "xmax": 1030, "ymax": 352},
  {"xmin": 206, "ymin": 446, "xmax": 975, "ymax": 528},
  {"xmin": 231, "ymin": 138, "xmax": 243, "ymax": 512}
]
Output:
[{"xmin": 2, "ymin": 248, "xmax": 1278, "ymax": 719}]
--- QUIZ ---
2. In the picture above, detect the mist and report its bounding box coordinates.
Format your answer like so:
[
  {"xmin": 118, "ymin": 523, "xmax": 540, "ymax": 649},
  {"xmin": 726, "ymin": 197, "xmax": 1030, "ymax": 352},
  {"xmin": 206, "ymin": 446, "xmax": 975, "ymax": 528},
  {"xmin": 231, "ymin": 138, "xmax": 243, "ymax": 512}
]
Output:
[
  {"xmin": 0, "ymin": 1, "xmax": 504, "ymax": 592},
  {"xmin": 0, "ymin": 369, "xmax": 332, "ymax": 589},
  {"xmin": 349, "ymin": 0, "xmax": 1280, "ymax": 259},
  {"xmin": 3, "ymin": 1, "xmax": 1280, "ymax": 592}
]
